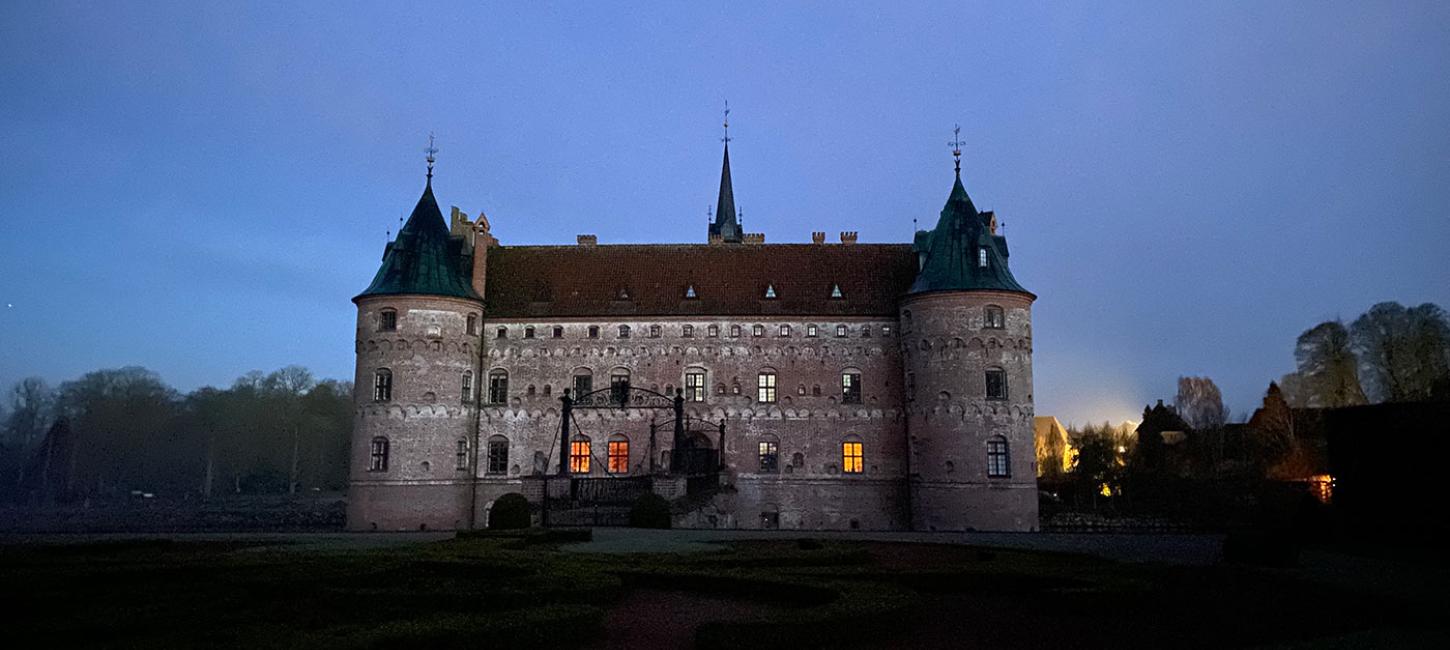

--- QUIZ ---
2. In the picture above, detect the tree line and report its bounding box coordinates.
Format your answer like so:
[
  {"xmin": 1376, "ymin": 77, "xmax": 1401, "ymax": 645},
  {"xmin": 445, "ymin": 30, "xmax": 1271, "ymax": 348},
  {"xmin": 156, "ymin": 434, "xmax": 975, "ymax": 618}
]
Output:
[{"xmin": 0, "ymin": 366, "xmax": 352, "ymax": 504}]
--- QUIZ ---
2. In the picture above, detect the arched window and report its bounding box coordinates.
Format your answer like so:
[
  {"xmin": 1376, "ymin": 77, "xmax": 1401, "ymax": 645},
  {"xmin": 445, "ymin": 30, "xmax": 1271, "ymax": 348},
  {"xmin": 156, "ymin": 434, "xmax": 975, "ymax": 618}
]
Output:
[
  {"xmin": 757, "ymin": 370, "xmax": 777, "ymax": 403},
  {"xmin": 369, "ymin": 436, "xmax": 389, "ymax": 472},
  {"xmin": 610, "ymin": 369, "xmax": 630, "ymax": 404},
  {"xmin": 570, "ymin": 435, "xmax": 592, "ymax": 474},
  {"xmin": 572, "ymin": 368, "xmax": 593, "ymax": 397},
  {"xmin": 487, "ymin": 370, "xmax": 508, "ymax": 404},
  {"xmin": 985, "ymin": 368, "xmax": 1007, "ymax": 400},
  {"xmin": 758, "ymin": 435, "xmax": 780, "ymax": 473},
  {"xmin": 524, "ymin": 325, "xmax": 536, "ymax": 339},
  {"xmin": 841, "ymin": 437, "xmax": 864, "ymax": 474},
  {"xmin": 978, "ymin": 247, "xmax": 989, "ymax": 268},
  {"xmin": 466, "ymin": 313, "xmax": 477, "ymax": 336},
  {"xmin": 378, "ymin": 308, "xmax": 397, "ymax": 332},
  {"xmin": 841, "ymin": 369, "xmax": 862, "ymax": 404},
  {"xmin": 984, "ymin": 305, "xmax": 1005, "ymax": 329},
  {"xmin": 487, "ymin": 436, "xmax": 509, "ymax": 474},
  {"xmin": 618, "ymin": 324, "xmax": 631, "ymax": 339},
  {"xmin": 456, "ymin": 439, "xmax": 470, "ymax": 470},
  {"xmin": 461, "ymin": 371, "xmax": 473, "ymax": 402},
  {"xmin": 987, "ymin": 436, "xmax": 1010, "ymax": 477},
  {"xmin": 607, "ymin": 435, "xmax": 630, "ymax": 474},
  {"xmin": 373, "ymin": 369, "xmax": 393, "ymax": 402}
]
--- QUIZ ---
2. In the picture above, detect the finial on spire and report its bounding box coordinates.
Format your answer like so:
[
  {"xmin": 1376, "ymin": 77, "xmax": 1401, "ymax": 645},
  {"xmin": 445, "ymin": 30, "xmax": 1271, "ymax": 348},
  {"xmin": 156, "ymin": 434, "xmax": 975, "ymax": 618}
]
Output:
[
  {"xmin": 721, "ymin": 100, "xmax": 732, "ymax": 145},
  {"xmin": 424, "ymin": 132, "xmax": 439, "ymax": 182},
  {"xmin": 948, "ymin": 124, "xmax": 964, "ymax": 176}
]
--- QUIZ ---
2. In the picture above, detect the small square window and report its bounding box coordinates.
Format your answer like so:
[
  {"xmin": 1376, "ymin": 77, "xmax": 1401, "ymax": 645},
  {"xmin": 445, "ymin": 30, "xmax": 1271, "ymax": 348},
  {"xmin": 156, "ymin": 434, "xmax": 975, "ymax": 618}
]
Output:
[
  {"xmin": 649, "ymin": 325, "xmax": 661, "ymax": 338},
  {"xmin": 553, "ymin": 326, "xmax": 564, "ymax": 338},
  {"xmin": 619, "ymin": 325, "xmax": 631, "ymax": 338},
  {"xmin": 807, "ymin": 324, "xmax": 818, "ymax": 338},
  {"xmin": 985, "ymin": 306, "xmax": 1005, "ymax": 329},
  {"xmin": 588, "ymin": 326, "xmax": 600, "ymax": 339},
  {"xmin": 496, "ymin": 327, "xmax": 507, "ymax": 340},
  {"xmin": 836, "ymin": 324, "xmax": 848, "ymax": 338},
  {"xmin": 683, "ymin": 324, "xmax": 694, "ymax": 337},
  {"xmin": 861, "ymin": 326, "xmax": 871, "ymax": 338},
  {"xmin": 730, "ymin": 325, "xmax": 741, "ymax": 338},
  {"xmin": 882, "ymin": 325, "xmax": 892, "ymax": 336},
  {"xmin": 752, "ymin": 324, "xmax": 764, "ymax": 337},
  {"xmin": 708, "ymin": 325, "xmax": 720, "ymax": 337},
  {"xmin": 378, "ymin": 310, "xmax": 397, "ymax": 332},
  {"xmin": 524, "ymin": 326, "xmax": 535, "ymax": 339},
  {"xmin": 779, "ymin": 324, "xmax": 790, "ymax": 337}
]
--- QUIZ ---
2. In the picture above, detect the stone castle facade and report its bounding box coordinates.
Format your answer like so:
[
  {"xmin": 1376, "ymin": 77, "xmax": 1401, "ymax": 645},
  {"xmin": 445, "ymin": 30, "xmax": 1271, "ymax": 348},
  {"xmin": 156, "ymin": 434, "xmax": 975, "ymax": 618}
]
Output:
[{"xmin": 348, "ymin": 139, "xmax": 1038, "ymax": 532}]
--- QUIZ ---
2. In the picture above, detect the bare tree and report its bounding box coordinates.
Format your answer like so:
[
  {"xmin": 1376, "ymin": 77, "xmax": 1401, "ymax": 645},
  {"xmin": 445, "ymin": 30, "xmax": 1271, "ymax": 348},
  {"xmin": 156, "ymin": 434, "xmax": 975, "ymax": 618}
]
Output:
[
  {"xmin": 1174, "ymin": 376, "xmax": 1228, "ymax": 431},
  {"xmin": 1293, "ymin": 320, "xmax": 1366, "ymax": 407},
  {"xmin": 1351, "ymin": 302, "xmax": 1450, "ymax": 403}
]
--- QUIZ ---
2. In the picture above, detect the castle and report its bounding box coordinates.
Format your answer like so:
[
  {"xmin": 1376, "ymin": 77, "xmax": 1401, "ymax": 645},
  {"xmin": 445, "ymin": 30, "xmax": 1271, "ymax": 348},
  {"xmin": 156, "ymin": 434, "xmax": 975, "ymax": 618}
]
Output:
[{"xmin": 348, "ymin": 132, "xmax": 1038, "ymax": 532}]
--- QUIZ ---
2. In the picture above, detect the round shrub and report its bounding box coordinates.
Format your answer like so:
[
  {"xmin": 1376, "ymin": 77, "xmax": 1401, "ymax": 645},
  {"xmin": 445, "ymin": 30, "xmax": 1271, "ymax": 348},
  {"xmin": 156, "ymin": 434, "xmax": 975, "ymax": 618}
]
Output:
[
  {"xmin": 489, "ymin": 493, "xmax": 532, "ymax": 530},
  {"xmin": 628, "ymin": 492, "xmax": 672, "ymax": 529}
]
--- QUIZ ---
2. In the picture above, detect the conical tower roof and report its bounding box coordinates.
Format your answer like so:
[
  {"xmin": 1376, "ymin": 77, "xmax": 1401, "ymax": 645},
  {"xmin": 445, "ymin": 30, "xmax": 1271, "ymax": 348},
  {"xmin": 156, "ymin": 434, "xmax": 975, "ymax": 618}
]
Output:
[
  {"xmin": 909, "ymin": 172, "xmax": 1031, "ymax": 296},
  {"xmin": 708, "ymin": 143, "xmax": 742, "ymax": 243},
  {"xmin": 355, "ymin": 178, "xmax": 481, "ymax": 302}
]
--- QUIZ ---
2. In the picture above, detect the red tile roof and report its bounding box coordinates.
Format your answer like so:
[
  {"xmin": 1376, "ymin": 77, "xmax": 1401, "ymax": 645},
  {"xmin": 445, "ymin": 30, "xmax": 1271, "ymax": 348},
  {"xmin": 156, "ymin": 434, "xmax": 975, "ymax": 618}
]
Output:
[{"xmin": 484, "ymin": 243, "xmax": 917, "ymax": 318}]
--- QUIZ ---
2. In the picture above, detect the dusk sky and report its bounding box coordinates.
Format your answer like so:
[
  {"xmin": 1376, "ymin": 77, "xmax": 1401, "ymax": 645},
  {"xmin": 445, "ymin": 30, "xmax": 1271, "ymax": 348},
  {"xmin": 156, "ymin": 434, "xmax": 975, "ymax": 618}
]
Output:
[{"xmin": 2, "ymin": 2, "xmax": 1447, "ymax": 426}]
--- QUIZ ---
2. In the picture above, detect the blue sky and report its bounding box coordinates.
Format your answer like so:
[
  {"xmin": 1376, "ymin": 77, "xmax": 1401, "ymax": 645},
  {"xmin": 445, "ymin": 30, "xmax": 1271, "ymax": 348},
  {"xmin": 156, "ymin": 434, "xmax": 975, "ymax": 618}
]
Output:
[{"xmin": 2, "ymin": 1, "xmax": 1448, "ymax": 425}]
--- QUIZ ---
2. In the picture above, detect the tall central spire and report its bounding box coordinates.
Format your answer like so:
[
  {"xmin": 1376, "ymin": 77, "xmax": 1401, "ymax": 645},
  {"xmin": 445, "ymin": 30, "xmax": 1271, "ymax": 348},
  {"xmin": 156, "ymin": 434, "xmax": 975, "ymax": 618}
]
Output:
[{"xmin": 708, "ymin": 101, "xmax": 742, "ymax": 243}]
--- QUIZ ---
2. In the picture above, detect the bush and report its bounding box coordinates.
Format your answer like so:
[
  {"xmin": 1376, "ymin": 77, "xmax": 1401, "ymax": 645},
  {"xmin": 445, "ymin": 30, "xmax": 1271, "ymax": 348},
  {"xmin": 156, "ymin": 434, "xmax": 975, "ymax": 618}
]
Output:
[
  {"xmin": 489, "ymin": 493, "xmax": 532, "ymax": 530},
  {"xmin": 628, "ymin": 492, "xmax": 671, "ymax": 529}
]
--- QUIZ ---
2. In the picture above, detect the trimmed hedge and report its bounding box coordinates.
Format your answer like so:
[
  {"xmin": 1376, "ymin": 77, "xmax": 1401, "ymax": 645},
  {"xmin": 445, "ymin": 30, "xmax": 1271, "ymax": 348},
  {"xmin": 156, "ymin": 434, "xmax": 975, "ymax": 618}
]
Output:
[
  {"xmin": 628, "ymin": 492, "xmax": 672, "ymax": 529},
  {"xmin": 489, "ymin": 493, "xmax": 532, "ymax": 530}
]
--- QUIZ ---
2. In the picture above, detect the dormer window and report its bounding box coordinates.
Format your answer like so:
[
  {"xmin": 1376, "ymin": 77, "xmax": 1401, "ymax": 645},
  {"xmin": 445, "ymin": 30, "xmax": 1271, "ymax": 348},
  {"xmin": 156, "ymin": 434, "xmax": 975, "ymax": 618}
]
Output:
[
  {"xmin": 617, "ymin": 287, "xmax": 631, "ymax": 300},
  {"xmin": 830, "ymin": 284, "xmax": 843, "ymax": 299},
  {"xmin": 685, "ymin": 284, "xmax": 698, "ymax": 299},
  {"xmin": 764, "ymin": 284, "xmax": 777, "ymax": 299},
  {"xmin": 978, "ymin": 247, "xmax": 989, "ymax": 268}
]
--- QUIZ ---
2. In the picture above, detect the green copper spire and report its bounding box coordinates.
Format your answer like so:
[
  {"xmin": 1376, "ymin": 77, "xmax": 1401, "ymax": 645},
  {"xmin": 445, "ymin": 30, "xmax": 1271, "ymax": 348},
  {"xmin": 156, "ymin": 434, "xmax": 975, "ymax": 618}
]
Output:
[
  {"xmin": 909, "ymin": 155, "xmax": 1031, "ymax": 296},
  {"xmin": 355, "ymin": 155, "xmax": 481, "ymax": 302}
]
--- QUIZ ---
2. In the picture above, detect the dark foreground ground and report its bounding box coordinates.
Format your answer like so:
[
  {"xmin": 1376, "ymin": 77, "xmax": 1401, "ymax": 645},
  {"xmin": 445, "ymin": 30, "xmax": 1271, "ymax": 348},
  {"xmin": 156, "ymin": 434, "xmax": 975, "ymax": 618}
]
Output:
[{"xmin": 0, "ymin": 530, "xmax": 1445, "ymax": 649}]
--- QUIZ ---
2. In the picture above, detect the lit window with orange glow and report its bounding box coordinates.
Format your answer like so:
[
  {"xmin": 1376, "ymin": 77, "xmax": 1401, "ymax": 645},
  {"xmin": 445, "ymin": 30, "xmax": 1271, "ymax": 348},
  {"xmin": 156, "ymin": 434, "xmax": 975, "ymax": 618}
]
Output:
[
  {"xmin": 570, "ymin": 438, "xmax": 591, "ymax": 474},
  {"xmin": 842, "ymin": 441, "xmax": 864, "ymax": 474},
  {"xmin": 607, "ymin": 436, "xmax": 629, "ymax": 474}
]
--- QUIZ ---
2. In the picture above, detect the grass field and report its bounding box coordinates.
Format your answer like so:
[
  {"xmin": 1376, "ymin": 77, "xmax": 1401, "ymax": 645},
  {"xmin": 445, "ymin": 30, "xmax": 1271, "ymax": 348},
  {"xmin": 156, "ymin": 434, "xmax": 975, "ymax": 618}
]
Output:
[{"xmin": 1, "ymin": 531, "xmax": 1444, "ymax": 649}]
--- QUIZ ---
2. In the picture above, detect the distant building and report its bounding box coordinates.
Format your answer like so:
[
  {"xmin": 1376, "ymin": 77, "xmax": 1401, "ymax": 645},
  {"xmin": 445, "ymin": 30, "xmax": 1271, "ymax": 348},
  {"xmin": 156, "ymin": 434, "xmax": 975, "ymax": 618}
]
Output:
[
  {"xmin": 1034, "ymin": 416, "xmax": 1073, "ymax": 478},
  {"xmin": 347, "ymin": 134, "xmax": 1039, "ymax": 532}
]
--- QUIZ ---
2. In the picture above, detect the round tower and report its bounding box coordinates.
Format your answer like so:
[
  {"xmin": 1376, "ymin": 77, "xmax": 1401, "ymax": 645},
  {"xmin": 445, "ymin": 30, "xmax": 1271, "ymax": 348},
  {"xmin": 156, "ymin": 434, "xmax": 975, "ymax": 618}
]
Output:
[
  {"xmin": 347, "ymin": 167, "xmax": 485, "ymax": 531},
  {"xmin": 903, "ymin": 164, "xmax": 1037, "ymax": 532}
]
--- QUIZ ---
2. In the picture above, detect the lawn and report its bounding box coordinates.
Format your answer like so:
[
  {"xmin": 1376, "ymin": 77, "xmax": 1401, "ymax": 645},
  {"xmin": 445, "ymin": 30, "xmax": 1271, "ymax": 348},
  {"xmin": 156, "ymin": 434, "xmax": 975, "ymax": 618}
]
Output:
[{"xmin": 0, "ymin": 531, "xmax": 1442, "ymax": 648}]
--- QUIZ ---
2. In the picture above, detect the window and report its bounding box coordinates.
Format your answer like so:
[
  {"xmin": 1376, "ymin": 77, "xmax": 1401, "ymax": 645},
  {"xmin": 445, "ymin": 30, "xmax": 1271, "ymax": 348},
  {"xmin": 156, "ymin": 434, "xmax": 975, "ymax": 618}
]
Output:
[
  {"xmin": 882, "ymin": 325, "xmax": 892, "ymax": 336},
  {"xmin": 985, "ymin": 368, "xmax": 1007, "ymax": 400},
  {"xmin": 764, "ymin": 284, "xmax": 777, "ymax": 299},
  {"xmin": 730, "ymin": 325, "xmax": 741, "ymax": 338},
  {"xmin": 791, "ymin": 452, "xmax": 805, "ymax": 468},
  {"xmin": 978, "ymin": 247, "xmax": 989, "ymax": 268},
  {"xmin": 488, "ymin": 370, "xmax": 509, "ymax": 404},
  {"xmin": 378, "ymin": 309, "xmax": 397, "ymax": 332},
  {"xmin": 683, "ymin": 324, "xmax": 694, "ymax": 338},
  {"xmin": 685, "ymin": 284, "xmax": 698, "ymax": 299},
  {"xmin": 461, "ymin": 371, "xmax": 473, "ymax": 402},
  {"xmin": 861, "ymin": 326, "xmax": 871, "ymax": 338},
  {"xmin": 373, "ymin": 369, "xmax": 393, "ymax": 402},
  {"xmin": 807, "ymin": 324, "xmax": 818, "ymax": 337},
  {"xmin": 610, "ymin": 370, "xmax": 630, "ymax": 404},
  {"xmin": 553, "ymin": 326, "xmax": 564, "ymax": 338},
  {"xmin": 588, "ymin": 325, "xmax": 600, "ymax": 339},
  {"xmin": 649, "ymin": 325, "xmax": 661, "ymax": 338},
  {"xmin": 842, "ymin": 371, "xmax": 862, "ymax": 404},
  {"xmin": 987, "ymin": 436, "xmax": 1010, "ymax": 477},
  {"xmin": 759, "ymin": 438, "xmax": 780, "ymax": 473},
  {"xmin": 836, "ymin": 324, "xmax": 848, "ymax": 337},
  {"xmin": 487, "ymin": 436, "xmax": 508, "ymax": 474},
  {"xmin": 757, "ymin": 371, "xmax": 777, "ymax": 403},
  {"xmin": 830, "ymin": 284, "xmax": 843, "ymax": 299},
  {"xmin": 685, "ymin": 370, "xmax": 706, "ymax": 402},
  {"xmin": 466, "ymin": 314, "xmax": 477, "ymax": 336},
  {"xmin": 608, "ymin": 435, "xmax": 630, "ymax": 474},
  {"xmin": 369, "ymin": 437, "xmax": 389, "ymax": 471},
  {"xmin": 525, "ymin": 326, "xmax": 536, "ymax": 339},
  {"xmin": 779, "ymin": 324, "xmax": 791, "ymax": 337},
  {"xmin": 985, "ymin": 306, "xmax": 1005, "ymax": 329},
  {"xmin": 842, "ymin": 440, "xmax": 864, "ymax": 474},
  {"xmin": 496, "ymin": 327, "xmax": 507, "ymax": 339},
  {"xmin": 618, "ymin": 325, "xmax": 631, "ymax": 339},
  {"xmin": 708, "ymin": 324, "xmax": 719, "ymax": 337},
  {"xmin": 573, "ymin": 370, "xmax": 593, "ymax": 398},
  {"xmin": 570, "ymin": 436, "xmax": 591, "ymax": 473},
  {"xmin": 456, "ymin": 439, "xmax": 470, "ymax": 470},
  {"xmin": 752, "ymin": 324, "xmax": 764, "ymax": 337}
]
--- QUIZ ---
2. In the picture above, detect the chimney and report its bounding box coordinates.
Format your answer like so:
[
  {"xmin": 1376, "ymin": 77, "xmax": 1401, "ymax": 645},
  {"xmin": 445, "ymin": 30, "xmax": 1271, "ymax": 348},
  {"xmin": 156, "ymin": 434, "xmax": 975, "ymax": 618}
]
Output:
[
  {"xmin": 811, "ymin": 231, "xmax": 826, "ymax": 244},
  {"xmin": 839, "ymin": 231, "xmax": 858, "ymax": 245},
  {"xmin": 577, "ymin": 234, "xmax": 597, "ymax": 246}
]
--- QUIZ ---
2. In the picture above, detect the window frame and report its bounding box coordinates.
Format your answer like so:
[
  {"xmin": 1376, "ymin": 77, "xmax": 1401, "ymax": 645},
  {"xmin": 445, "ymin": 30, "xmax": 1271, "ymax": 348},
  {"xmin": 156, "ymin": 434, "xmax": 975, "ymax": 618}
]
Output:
[
  {"xmin": 461, "ymin": 370, "xmax": 473, "ymax": 402},
  {"xmin": 607, "ymin": 436, "xmax": 630, "ymax": 474},
  {"xmin": 486, "ymin": 436, "xmax": 509, "ymax": 474},
  {"xmin": 466, "ymin": 313, "xmax": 477, "ymax": 336},
  {"xmin": 987, "ymin": 436, "xmax": 1011, "ymax": 478},
  {"xmin": 684, "ymin": 369, "xmax": 707, "ymax": 402},
  {"xmin": 456, "ymin": 439, "xmax": 470, "ymax": 471},
  {"xmin": 758, "ymin": 438, "xmax": 780, "ymax": 473},
  {"xmin": 985, "ymin": 368, "xmax": 1008, "ymax": 401},
  {"xmin": 836, "ymin": 324, "xmax": 848, "ymax": 338},
  {"xmin": 570, "ymin": 437, "xmax": 592, "ymax": 474},
  {"xmin": 757, "ymin": 370, "xmax": 778, "ymax": 404},
  {"xmin": 378, "ymin": 309, "xmax": 397, "ymax": 332},
  {"xmin": 979, "ymin": 247, "xmax": 989, "ymax": 268},
  {"xmin": 841, "ymin": 371, "xmax": 862, "ymax": 405},
  {"xmin": 369, "ymin": 436, "xmax": 389, "ymax": 472},
  {"xmin": 984, "ymin": 305, "xmax": 1005, "ymax": 330},
  {"xmin": 373, "ymin": 368, "xmax": 393, "ymax": 402},
  {"xmin": 487, "ymin": 370, "xmax": 509, "ymax": 404},
  {"xmin": 842, "ymin": 440, "xmax": 864, "ymax": 474}
]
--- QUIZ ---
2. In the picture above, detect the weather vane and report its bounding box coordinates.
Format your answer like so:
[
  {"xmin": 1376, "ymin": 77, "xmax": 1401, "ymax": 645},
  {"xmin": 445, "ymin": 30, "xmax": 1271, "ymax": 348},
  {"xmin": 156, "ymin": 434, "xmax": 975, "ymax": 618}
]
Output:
[
  {"xmin": 722, "ymin": 100, "xmax": 732, "ymax": 145},
  {"xmin": 424, "ymin": 132, "xmax": 439, "ymax": 180},
  {"xmin": 948, "ymin": 124, "xmax": 965, "ymax": 175}
]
